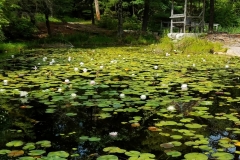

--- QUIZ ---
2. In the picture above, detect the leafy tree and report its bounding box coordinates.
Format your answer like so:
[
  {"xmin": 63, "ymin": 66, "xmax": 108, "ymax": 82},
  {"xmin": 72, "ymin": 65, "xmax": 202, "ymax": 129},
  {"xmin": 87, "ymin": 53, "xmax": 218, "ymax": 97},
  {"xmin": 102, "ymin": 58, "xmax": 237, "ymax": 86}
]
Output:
[{"xmin": 0, "ymin": 0, "xmax": 9, "ymax": 41}]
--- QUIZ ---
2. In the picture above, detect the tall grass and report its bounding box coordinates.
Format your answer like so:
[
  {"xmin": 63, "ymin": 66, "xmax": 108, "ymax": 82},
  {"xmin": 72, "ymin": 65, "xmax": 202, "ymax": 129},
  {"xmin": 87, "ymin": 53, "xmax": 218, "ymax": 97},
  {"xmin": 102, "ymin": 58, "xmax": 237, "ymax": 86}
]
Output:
[
  {"xmin": 0, "ymin": 42, "xmax": 27, "ymax": 59},
  {"xmin": 155, "ymin": 36, "xmax": 225, "ymax": 54}
]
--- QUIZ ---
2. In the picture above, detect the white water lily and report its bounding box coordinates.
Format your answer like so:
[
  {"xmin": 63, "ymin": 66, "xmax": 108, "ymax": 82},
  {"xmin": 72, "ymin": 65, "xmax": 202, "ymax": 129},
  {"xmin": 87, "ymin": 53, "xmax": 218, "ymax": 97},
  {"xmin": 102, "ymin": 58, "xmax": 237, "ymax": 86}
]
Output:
[
  {"xmin": 43, "ymin": 57, "xmax": 47, "ymax": 61},
  {"xmin": 83, "ymin": 68, "xmax": 87, "ymax": 73},
  {"xmin": 80, "ymin": 62, "xmax": 84, "ymax": 66},
  {"xmin": 3, "ymin": 80, "xmax": 8, "ymax": 85},
  {"xmin": 11, "ymin": 55, "xmax": 14, "ymax": 58},
  {"xmin": 20, "ymin": 91, "xmax": 28, "ymax": 97},
  {"xmin": 167, "ymin": 105, "xmax": 175, "ymax": 111},
  {"xmin": 51, "ymin": 59, "xmax": 55, "ymax": 63},
  {"xmin": 154, "ymin": 66, "xmax": 158, "ymax": 70},
  {"xmin": 0, "ymin": 89, "xmax": 5, "ymax": 92},
  {"xmin": 49, "ymin": 62, "xmax": 53, "ymax": 65},
  {"xmin": 119, "ymin": 93, "xmax": 125, "ymax": 98},
  {"xmin": 90, "ymin": 80, "xmax": 96, "ymax": 85},
  {"xmin": 109, "ymin": 132, "xmax": 118, "ymax": 137},
  {"xmin": 58, "ymin": 88, "xmax": 62, "ymax": 92},
  {"xmin": 65, "ymin": 79, "xmax": 70, "ymax": 83},
  {"xmin": 42, "ymin": 89, "xmax": 49, "ymax": 92},
  {"xmin": 100, "ymin": 66, "xmax": 104, "ymax": 69},
  {"xmin": 187, "ymin": 55, "xmax": 190, "ymax": 57},
  {"xmin": 20, "ymin": 98, "xmax": 28, "ymax": 103},
  {"xmin": 166, "ymin": 53, "xmax": 170, "ymax": 56},
  {"xmin": 193, "ymin": 63, "xmax": 196, "ymax": 67},
  {"xmin": 74, "ymin": 67, "xmax": 79, "ymax": 72},
  {"xmin": 71, "ymin": 93, "xmax": 77, "ymax": 98},
  {"xmin": 68, "ymin": 57, "xmax": 71, "ymax": 62},
  {"xmin": 225, "ymin": 65, "xmax": 229, "ymax": 68},
  {"xmin": 38, "ymin": 63, "xmax": 41, "ymax": 65},
  {"xmin": 140, "ymin": 95, "xmax": 147, "ymax": 100},
  {"xmin": 181, "ymin": 84, "xmax": 188, "ymax": 91},
  {"xmin": 32, "ymin": 66, "xmax": 37, "ymax": 70}
]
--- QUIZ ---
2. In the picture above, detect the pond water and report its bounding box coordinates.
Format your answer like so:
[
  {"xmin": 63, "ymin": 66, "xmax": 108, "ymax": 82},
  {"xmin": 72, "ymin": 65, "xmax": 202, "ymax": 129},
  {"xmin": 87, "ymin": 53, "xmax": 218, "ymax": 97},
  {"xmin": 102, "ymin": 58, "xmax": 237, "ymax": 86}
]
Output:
[{"xmin": 1, "ymin": 47, "xmax": 240, "ymax": 160}]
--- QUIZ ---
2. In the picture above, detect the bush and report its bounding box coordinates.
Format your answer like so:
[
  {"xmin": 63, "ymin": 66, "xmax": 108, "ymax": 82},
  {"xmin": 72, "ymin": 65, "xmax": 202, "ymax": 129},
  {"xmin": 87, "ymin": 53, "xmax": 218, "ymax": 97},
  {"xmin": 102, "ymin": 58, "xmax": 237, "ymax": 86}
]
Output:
[
  {"xmin": 3, "ymin": 18, "xmax": 38, "ymax": 40},
  {"xmin": 96, "ymin": 15, "xmax": 118, "ymax": 30},
  {"xmin": 123, "ymin": 16, "xmax": 141, "ymax": 30}
]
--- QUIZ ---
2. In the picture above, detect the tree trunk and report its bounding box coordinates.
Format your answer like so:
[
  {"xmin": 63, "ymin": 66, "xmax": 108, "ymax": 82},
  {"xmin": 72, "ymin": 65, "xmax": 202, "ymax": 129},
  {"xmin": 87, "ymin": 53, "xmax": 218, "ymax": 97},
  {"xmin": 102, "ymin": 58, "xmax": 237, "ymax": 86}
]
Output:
[
  {"xmin": 29, "ymin": 13, "xmax": 36, "ymax": 25},
  {"xmin": 141, "ymin": 0, "xmax": 150, "ymax": 32},
  {"xmin": 209, "ymin": 0, "xmax": 214, "ymax": 33},
  {"xmin": 117, "ymin": 0, "xmax": 123, "ymax": 38},
  {"xmin": 90, "ymin": 0, "xmax": 95, "ymax": 24},
  {"xmin": 94, "ymin": 0, "xmax": 100, "ymax": 21},
  {"xmin": 45, "ymin": 13, "xmax": 51, "ymax": 36}
]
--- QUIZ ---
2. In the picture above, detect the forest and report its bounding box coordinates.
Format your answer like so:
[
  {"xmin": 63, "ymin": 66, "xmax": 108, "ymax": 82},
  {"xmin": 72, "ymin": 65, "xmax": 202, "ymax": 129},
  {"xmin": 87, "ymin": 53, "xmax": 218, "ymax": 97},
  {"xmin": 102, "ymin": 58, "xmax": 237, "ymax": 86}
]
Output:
[{"xmin": 1, "ymin": 0, "xmax": 240, "ymax": 160}]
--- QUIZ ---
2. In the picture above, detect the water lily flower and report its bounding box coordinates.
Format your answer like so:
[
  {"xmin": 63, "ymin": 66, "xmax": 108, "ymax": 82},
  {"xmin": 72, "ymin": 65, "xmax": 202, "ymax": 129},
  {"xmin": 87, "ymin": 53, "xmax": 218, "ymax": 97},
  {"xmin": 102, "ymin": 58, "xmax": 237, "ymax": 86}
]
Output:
[
  {"xmin": 80, "ymin": 62, "xmax": 84, "ymax": 66},
  {"xmin": 11, "ymin": 55, "xmax": 14, "ymax": 58},
  {"xmin": 74, "ymin": 67, "xmax": 79, "ymax": 72},
  {"xmin": 140, "ymin": 95, "xmax": 147, "ymax": 100},
  {"xmin": 38, "ymin": 63, "xmax": 41, "ymax": 65},
  {"xmin": 225, "ymin": 65, "xmax": 229, "ymax": 68},
  {"xmin": 193, "ymin": 63, "xmax": 196, "ymax": 67},
  {"xmin": 65, "ymin": 79, "xmax": 70, "ymax": 83},
  {"xmin": 166, "ymin": 53, "xmax": 170, "ymax": 56},
  {"xmin": 187, "ymin": 55, "xmax": 190, "ymax": 57},
  {"xmin": 42, "ymin": 89, "xmax": 49, "ymax": 92},
  {"xmin": 167, "ymin": 105, "xmax": 175, "ymax": 112},
  {"xmin": 71, "ymin": 93, "xmax": 77, "ymax": 98},
  {"xmin": 181, "ymin": 84, "xmax": 188, "ymax": 91},
  {"xmin": 20, "ymin": 91, "xmax": 28, "ymax": 97},
  {"xmin": 3, "ymin": 80, "xmax": 8, "ymax": 85},
  {"xmin": 51, "ymin": 59, "xmax": 55, "ymax": 63},
  {"xmin": 100, "ymin": 66, "xmax": 104, "ymax": 69},
  {"xmin": 90, "ymin": 80, "xmax": 96, "ymax": 85},
  {"xmin": 154, "ymin": 66, "xmax": 158, "ymax": 69},
  {"xmin": 119, "ymin": 93, "xmax": 125, "ymax": 98},
  {"xmin": 43, "ymin": 57, "xmax": 47, "ymax": 61},
  {"xmin": 0, "ymin": 89, "xmax": 5, "ymax": 92},
  {"xmin": 58, "ymin": 88, "xmax": 62, "ymax": 92},
  {"xmin": 109, "ymin": 132, "xmax": 118, "ymax": 137},
  {"xmin": 32, "ymin": 66, "xmax": 37, "ymax": 71},
  {"xmin": 83, "ymin": 68, "xmax": 87, "ymax": 73},
  {"xmin": 49, "ymin": 62, "xmax": 53, "ymax": 65},
  {"xmin": 68, "ymin": 57, "xmax": 71, "ymax": 62}
]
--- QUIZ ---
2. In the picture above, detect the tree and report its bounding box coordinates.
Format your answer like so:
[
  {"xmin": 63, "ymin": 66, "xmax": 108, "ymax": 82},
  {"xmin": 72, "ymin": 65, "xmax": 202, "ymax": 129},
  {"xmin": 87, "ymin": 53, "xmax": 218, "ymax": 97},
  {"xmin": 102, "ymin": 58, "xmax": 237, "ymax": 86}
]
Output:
[
  {"xmin": 117, "ymin": 0, "xmax": 123, "ymax": 37},
  {"xmin": 141, "ymin": 0, "xmax": 150, "ymax": 32},
  {"xmin": 0, "ymin": 0, "xmax": 8, "ymax": 41},
  {"xmin": 208, "ymin": 0, "xmax": 214, "ymax": 33},
  {"xmin": 94, "ymin": 0, "xmax": 100, "ymax": 20}
]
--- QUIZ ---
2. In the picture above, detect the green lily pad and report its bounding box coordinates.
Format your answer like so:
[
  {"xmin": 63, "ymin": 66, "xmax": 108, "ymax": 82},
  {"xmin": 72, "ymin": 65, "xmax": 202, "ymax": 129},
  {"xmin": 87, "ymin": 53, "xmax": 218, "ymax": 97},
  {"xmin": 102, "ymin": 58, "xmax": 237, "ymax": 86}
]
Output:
[
  {"xmin": 97, "ymin": 155, "xmax": 118, "ymax": 160},
  {"xmin": 28, "ymin": 150, "xmax": 46, "ymax": 156},
  {"xmin": 184, "ymin": 152, "xmax": 208, "ymax": 160},
  {"xmin": 48, "ymin": 151, "xmax": 69, "ymax": 158},
  {"xmin": 6, "ymin": 140, "xmax": 24, "ymax": 147},
  {"xmin": 166, "ymin": 150, "xmax": 182, "ymax": 157},
  {"xmin": 211, "ymin": 152, "xmax": 234, "ymax": 160},
  {"xmin": 0, "ymin": 149, "xmax": 10, "ymax": 155}
]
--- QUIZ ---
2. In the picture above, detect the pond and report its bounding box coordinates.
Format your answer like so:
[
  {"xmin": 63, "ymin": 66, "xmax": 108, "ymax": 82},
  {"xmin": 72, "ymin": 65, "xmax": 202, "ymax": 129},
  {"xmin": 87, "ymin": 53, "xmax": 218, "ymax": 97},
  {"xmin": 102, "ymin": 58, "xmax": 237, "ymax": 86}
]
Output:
[{"xmin": 0, "ymin": 47, "xmax": 240, "ymax": 160}]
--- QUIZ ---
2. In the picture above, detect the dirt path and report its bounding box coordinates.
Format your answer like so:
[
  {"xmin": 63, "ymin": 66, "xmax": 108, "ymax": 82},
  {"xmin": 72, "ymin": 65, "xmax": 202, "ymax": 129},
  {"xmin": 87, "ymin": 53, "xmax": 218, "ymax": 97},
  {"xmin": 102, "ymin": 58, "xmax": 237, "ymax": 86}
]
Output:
[{"xmin": 207, "ymin": 33, "xmax": 240, "ymax": 56}]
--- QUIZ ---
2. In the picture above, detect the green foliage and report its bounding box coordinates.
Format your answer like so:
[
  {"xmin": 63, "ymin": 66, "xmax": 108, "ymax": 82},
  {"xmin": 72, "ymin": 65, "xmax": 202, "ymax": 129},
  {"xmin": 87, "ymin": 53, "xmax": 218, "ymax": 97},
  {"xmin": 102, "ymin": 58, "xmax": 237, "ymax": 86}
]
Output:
[
  {"xmin": 123, "ymin": 16, "xmax": 141, "ymax": 30},
  {"xmin": 156, "ymin": 36, "xmax": 224, "ymax": 54},
  {"xmin": 35, "ymin": 13, "xmax": 61, "ymax": 23},
  {"xmin": 97, "ymin": 15, "xmax": 118, "ymax": 30},
  {"xmin": 4, "ymin": 18, "xmax": 37, "ymax": 39},
  {"xmin": 175, "ymin": 37, "xmax": 224, "ymax": 54}
]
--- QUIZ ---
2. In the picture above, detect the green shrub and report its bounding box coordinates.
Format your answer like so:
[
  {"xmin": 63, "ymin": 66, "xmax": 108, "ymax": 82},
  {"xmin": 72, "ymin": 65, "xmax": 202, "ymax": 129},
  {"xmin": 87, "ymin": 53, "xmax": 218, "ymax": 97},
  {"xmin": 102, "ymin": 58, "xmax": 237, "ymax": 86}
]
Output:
[
  {"xmin": 123, "ymin": 16, "xmax": 141, "ymax": 30},
  {"xmin": 96, "ymin": 15, "xmax": 118, "ymax": 30},
  {"xmin": 3, "ymin": 18, "xmax": 37, "ymax": 39}
]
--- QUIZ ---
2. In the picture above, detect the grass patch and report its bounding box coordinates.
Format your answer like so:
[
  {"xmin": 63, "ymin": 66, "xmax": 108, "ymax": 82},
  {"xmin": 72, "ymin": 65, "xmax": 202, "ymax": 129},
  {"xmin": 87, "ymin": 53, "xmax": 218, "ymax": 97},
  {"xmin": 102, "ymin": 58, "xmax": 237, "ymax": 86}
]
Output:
[
  {"xmin": 0, "ymin": 42, "xmax": 27, "ymax": 58},
  {"xmin": 155, "ymin": 36, "xmax": 225, "ymax": 54}
]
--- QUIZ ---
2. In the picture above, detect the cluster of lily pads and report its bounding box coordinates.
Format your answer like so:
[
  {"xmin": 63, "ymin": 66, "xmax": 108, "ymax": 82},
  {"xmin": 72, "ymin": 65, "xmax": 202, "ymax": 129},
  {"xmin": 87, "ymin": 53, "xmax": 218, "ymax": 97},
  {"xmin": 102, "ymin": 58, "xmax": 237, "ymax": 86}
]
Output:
[{"xmin": 0, "ymin": 46, "xmax": 240, "ymax": 159}]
